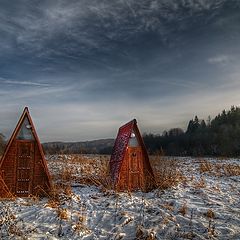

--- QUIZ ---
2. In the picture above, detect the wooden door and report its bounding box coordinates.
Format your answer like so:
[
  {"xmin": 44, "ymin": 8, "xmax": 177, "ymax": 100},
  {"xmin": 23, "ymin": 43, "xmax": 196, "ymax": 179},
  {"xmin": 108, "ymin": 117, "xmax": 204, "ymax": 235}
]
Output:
[
  {"xmin": 16, "ymin": 141, "xmax": 34, "ymax": 196},
  {"xmin": 118, "ymin": 156, "xmax": 129, "ymax": 191},
  {"xmin": 128, "ymin": 147, "xmax": 142, "ymax": 191}
]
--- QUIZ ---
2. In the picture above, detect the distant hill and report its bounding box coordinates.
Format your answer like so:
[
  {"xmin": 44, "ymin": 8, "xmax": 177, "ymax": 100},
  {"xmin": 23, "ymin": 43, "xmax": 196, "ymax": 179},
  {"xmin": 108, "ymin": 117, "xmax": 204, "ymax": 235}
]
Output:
[{"xmin": 42, "ymin": 138, "xmax": 114, "ymax": 155}]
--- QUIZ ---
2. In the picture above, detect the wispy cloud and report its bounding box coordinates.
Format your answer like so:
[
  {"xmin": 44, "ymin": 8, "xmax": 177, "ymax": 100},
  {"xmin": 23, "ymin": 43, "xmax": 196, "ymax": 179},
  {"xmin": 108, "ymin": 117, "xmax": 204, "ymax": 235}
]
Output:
[
  {"xmin": 0, "ymin": 78, "xmax": 50, "ymax": 87},
  {"xmin": 0, "ymin": 0, "xmax": 228, "ymax": 56},
  {"xmin": 159, "ymin": 78, "xmax": 203, "ymax": 89},
  {"xmin": 207, "ymin": 55, "xmax": 232, "ymax": 65},
  {"xmin": 1, "ymin": 86, "xmax": 72, "ymax": 101}
]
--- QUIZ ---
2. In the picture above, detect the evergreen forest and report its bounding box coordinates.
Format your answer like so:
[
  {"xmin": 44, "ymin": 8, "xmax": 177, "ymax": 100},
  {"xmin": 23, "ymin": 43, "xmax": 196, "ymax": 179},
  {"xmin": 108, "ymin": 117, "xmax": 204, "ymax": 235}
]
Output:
[{"xmin": 144, "ymin": 106, "xmax": 240, "ymax": 156}]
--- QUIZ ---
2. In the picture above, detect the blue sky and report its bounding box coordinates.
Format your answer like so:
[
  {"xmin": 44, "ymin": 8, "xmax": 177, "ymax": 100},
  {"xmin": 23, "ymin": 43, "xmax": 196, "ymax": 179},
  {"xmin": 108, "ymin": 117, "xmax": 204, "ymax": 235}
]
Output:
[{"xmin": 0, "ymin": 0, "xmax": 240, "ymax": 142}]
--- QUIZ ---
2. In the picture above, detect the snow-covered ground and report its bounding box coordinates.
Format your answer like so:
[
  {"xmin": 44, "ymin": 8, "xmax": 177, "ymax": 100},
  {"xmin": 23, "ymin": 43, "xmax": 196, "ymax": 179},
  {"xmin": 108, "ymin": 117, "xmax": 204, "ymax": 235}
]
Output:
[{"xmin": 0, "ymin": 156, "xmax": 239, "ymax": 239}]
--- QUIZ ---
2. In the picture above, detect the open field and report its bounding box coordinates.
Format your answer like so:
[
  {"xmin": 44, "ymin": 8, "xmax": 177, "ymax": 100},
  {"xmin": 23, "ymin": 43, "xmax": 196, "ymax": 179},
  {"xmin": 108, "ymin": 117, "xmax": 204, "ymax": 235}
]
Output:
[{"xmin": 0, "ymin": 155, "xmax": 240, "ymax": 239}]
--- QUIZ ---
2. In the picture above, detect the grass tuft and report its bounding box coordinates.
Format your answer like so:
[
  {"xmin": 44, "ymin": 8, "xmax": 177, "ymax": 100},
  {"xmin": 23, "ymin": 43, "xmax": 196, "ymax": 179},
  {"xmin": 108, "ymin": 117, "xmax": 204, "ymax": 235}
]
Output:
[{"xmin": 151, "ymin": 154, "xmax": 184, "ymax": 190}]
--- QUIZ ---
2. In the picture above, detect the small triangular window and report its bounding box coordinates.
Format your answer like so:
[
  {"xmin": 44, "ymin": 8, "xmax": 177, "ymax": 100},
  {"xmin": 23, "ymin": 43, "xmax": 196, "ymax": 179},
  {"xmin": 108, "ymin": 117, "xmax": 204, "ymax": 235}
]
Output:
[
  {"xmin": 16, "ymin": 117, "xmax": 34, "ymax": 140},
  {"xmin": 128, "ymin": 130, "xmax": 140, "ymax": 147}
]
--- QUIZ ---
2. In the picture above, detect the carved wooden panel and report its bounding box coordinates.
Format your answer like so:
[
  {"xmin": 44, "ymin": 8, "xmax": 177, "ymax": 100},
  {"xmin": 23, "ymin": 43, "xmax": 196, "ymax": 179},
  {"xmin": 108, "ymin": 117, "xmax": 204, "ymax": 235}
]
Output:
[{"xmin": 16, "ymin": 141, "xmax": 34, "ymax": 196}]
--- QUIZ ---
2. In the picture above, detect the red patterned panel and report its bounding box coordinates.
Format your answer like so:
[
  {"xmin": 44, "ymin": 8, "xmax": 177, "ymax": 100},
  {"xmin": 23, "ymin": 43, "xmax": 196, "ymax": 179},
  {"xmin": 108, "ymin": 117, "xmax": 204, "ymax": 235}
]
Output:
[{"xmin": 110, "ymin": 120, "xmax": 135, "ymax": 184}]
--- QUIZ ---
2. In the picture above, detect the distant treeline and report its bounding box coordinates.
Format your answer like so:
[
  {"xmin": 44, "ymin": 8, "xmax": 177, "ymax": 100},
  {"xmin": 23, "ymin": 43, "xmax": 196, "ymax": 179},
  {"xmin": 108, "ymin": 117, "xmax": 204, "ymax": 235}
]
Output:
[
  {"xmin": 144, "ymin": 106, "xmax": 240, "ymax": 157},
  {"xmin": 1, "ymin": 106, "xmax": 240, "ymax": 157},
  {"xmin": 42, "ymin": 139, "xmax": 114, "ymax": 155}
]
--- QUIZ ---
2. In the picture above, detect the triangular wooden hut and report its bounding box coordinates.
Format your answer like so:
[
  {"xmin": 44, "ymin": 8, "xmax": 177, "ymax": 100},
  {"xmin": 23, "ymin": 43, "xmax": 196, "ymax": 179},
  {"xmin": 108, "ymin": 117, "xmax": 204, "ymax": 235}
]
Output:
[
  {"xmin": 110, "ymin": 119, "xmax": 155, "ymax": 192},
  {"xmin": 0, "ymin": 107, "xmax": 52, "ymax": 197}
]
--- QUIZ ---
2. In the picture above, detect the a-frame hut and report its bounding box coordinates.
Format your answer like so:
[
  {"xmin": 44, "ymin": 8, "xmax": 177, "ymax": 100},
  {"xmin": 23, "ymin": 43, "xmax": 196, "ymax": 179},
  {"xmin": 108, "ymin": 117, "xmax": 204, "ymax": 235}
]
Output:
[
  {"xmin": 110, "ymin": 119, "xmax": 155, "ymax": 192},
  {"xmin": 0, "ymin": 107, "xmax": 52, "ymax": 197}
]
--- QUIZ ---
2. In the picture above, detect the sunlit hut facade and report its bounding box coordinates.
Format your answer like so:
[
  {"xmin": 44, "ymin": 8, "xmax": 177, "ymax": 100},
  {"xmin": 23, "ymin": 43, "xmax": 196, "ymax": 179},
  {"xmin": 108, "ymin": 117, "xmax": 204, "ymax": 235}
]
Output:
[
  {"xmin": 0, "ymin": 107, "xmax": 52, "ymax": 197},
  {"xmin": 110, "ymin": 119, "xmax": 155, "ymax": 192}
]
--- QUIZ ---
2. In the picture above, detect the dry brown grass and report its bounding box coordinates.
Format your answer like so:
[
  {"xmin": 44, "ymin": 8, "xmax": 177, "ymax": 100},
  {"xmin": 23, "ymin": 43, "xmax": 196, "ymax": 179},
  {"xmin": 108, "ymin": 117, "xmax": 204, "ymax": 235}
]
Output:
[
  {"xmin": 46, "ymin": 183, "xmax": 63, "ymax": 207},
  {"xmin": 68, "ymin": 154, "xmax": 94, "ymax": 164},
  {"xmin": 57, "ymin": 208, "xmax": 68, "ymax": 220},
  {"xmin": 50, "ymin": 154, "xmax": 110, "ymax": 187},
  {"xmin": 29, "ymin": 194, "xmax": 39, "ymax": 203},
  {"xmin": 223, "ymin": 163, "xmax": 240, "ymax": 176},
  {"xmin": 61, "ymin": 168, "xmax": 75, "ymax": 182},
  {"xmin": 193, "ymin": 176, "xmax": 206, "ymax": 188},
  {"xmin": 198, "ymin": 159, "xmax": 240, "ymax": 177},
  {"xmin": 50, "ymin": 153, "xmax": 188, "ymax": 192},
  {"xmin": 72, "ymin": 212, "xmax": 91, "ymax": 234},
  {"xmin": 204, "ymin": 209, "xmax": 215, "ymax": 219},
  {"xmin": 162, "ymin": 202, "xmax": 175, "ymax": 212},
  {"xmin": 136, "ymin": 225, "xmax": 157, "ymax": 240},
  {"xmin": 178, "ymin": 202, "xmax": 188, "ymax": 216},
  {"xmin": 199, "ymin": 159, "xmax": 213, "ymax": 173},
  {"xmin": 50, "ymin": 154, "xmax": 240, "ymax": 195},
  {"xmin": 64, "ymin": 185, "xmax": 73, "ymax": 196},
  {"xmin": 151, "ymin": 154, "xmax": 184, "ymax": 190},
  {"xmin": 46, "ymin": 198, "xmax": 60, "ymax": 208},
  {"xmin": 8, "ymin": 225, "xmax": 23, "ymax": 237},
  {"xmin": 75, "ymin": 156, "xmax": 112, "ymax": 191}
]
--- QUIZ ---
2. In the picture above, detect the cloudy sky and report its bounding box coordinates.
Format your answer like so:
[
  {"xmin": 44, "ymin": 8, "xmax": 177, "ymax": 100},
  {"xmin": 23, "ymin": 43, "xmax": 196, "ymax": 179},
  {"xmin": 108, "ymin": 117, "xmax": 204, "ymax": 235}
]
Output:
[{"xmin": 0, "ymin": 0, "xmax": 240, "ymax": 142}]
